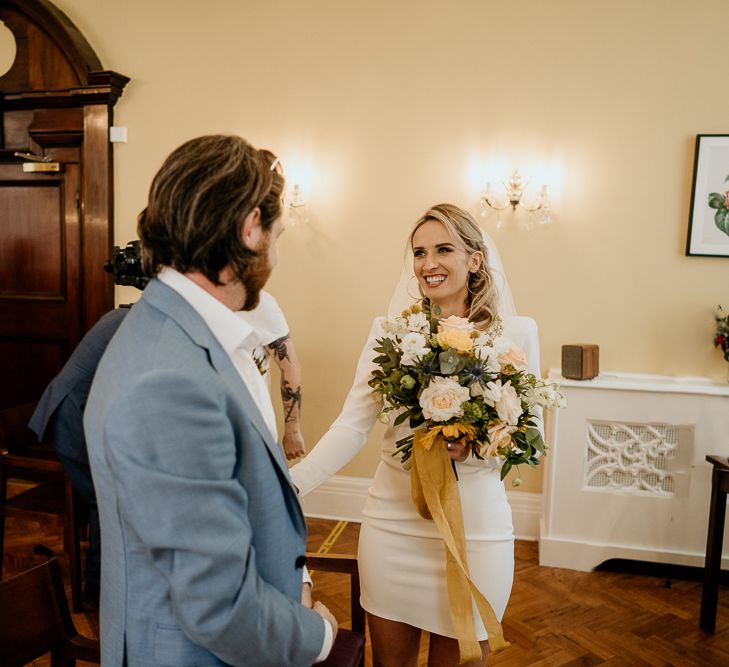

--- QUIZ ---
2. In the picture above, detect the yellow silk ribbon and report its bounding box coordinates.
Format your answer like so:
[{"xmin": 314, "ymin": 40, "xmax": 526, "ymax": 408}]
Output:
[{"xmin": 411, "ymin": 428, "xmax": 511, "ymax": 664}]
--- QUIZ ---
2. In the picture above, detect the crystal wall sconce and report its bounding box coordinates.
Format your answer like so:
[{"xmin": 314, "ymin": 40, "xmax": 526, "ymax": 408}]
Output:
[
  {"xmin": 286, "ymin": 184, "xmax": 309, "ymax": 226},
  {"xmin": 479, "ymin": 170, "xmax": 552, "ymax": 229}
]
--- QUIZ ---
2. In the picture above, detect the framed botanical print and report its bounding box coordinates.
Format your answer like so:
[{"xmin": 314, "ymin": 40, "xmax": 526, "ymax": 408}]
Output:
[{"xmin": 687, "ymin": 135, "xmax": 729, "ymax": 257}]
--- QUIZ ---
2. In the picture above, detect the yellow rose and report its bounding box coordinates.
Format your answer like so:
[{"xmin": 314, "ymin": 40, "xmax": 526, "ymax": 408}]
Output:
[
  {"xmin": 497, "ymin": 345, "xmax": 528, "ymax": 371},
  {"xmin": 436, "ymin": 329, "xmax": 474, "ymax": 353}
]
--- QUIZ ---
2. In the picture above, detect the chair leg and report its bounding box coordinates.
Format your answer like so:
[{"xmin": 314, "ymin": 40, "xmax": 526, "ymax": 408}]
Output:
[
  {"xmin": 64, "ymin": 477, "xmax": 82, "ymax": 613},
  {"xmin": 350, "ymin": 572, "xmax": 365, "ymax": 667},
  {"xmin": 0, "ymin": 464, "xmax": 6, "ymax": 581},
  {"xmin": 700, "ymin": 467, "xmax": 727, "ymax": 633}
]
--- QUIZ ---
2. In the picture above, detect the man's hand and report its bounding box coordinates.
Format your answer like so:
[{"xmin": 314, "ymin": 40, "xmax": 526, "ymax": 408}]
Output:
[
  {"xmin": 313, "ymin": 601, "xmax": 338, "ymax": 639},
  {"xmin": 283, "ymin": 430, "xmax": 306, "ymax": 460}
]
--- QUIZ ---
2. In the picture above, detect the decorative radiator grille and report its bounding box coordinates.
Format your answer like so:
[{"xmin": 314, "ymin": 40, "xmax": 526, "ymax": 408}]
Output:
[{"xmin": 584, "ymin": 421, "xmax": 692, "ymax": 496}]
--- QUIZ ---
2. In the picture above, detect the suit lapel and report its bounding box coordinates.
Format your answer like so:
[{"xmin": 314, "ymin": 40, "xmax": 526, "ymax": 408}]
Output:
[
  {"xmin": 207, "ymin": 342, "xmax": 289, "ymax": 470},
  {"xmin": 142, "ymin": 280, "xmax": 301, "ymax": 499}
]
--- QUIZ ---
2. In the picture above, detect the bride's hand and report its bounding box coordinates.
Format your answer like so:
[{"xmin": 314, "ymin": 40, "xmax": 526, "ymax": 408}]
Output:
[{"xmin": 446, "ymin": 441, "xmax": 469, "ymax": 462}]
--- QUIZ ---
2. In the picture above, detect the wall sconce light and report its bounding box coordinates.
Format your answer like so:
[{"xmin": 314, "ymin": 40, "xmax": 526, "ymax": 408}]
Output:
[
  {"xmin": 286, "ymin": 184, "xmax": 309, "ymax": 226},
  {"xmin": 479, "ymin": 170, "xmax": 552, "ymax": 229}
]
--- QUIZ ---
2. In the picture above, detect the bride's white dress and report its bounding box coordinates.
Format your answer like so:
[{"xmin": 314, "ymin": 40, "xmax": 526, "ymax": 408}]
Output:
[{"xmin": 291, "ymin": 314, "xmax": 541, "ymax": 639}]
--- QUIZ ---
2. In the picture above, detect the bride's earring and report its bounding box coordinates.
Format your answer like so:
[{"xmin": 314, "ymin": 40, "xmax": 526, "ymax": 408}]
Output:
[
  {"xmin": 407, "ymin": 275, "xmax": 421, "ymax": 301},
  {"xmin": 466, "ymin": 271, "xmax": 479, "ymax": 296}
]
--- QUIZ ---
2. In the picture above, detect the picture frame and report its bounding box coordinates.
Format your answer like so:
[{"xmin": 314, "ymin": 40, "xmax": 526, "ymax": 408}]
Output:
[{"xmin": 686, "ymin": 134, "xmax": 729, "ymax": 257}]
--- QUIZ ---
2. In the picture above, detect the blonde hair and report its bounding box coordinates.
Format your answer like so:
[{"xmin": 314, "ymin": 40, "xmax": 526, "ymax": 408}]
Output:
[{"xmin": 409, "ymin": 203, "xmax": 498, "ymax": 329}]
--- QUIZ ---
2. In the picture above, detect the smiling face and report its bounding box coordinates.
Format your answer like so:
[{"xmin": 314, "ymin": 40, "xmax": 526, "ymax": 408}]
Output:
[{"xmin": 411, "ymin": 219, "xmax": 482, "ymax": 317}]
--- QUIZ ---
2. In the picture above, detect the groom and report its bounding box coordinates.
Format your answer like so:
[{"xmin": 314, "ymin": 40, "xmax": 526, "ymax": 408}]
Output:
[{"xmin": 84, "ymin": 135, "xmax": 336, "ymax": 666}]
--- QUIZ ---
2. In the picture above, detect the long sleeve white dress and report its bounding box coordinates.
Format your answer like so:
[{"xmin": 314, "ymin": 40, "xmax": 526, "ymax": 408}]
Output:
[{"xmin": 290, "ymin": 315, "xmax": 542, "ymax": 639}]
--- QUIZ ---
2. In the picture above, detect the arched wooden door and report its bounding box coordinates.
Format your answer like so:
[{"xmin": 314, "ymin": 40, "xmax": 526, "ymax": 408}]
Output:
[{"xmin": 0, "ymin": 0, "xmax": 128, "ymax": 410}]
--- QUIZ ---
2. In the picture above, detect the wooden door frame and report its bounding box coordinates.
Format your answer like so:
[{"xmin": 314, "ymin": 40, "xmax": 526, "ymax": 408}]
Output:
[{"xmin": 1, "ymin": 0, "xmax": 129, "ymax": 336}]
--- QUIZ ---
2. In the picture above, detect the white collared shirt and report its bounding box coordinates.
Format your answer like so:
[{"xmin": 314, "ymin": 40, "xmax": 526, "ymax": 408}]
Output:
[
  {"xmin": 158, "ymin": 267, "xmax": 278, "ymax": 440},
  {"xmin": 156, "ymin": 268, "xmax": 332, "ymax": 662}
]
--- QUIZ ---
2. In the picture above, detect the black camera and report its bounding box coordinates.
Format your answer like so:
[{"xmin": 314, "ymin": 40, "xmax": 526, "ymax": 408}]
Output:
[{"xmin": 104, "ymin": 240, "xmax": 149, "ymax": 290}]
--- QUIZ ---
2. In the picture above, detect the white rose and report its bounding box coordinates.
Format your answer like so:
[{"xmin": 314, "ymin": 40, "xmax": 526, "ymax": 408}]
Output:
[
  {"xmin": 385, "ymin": 316, "xmax": 409, "ymax": 336},
  {"xmin": 537, "ymin": 382, "xmax": 566, "ymax": 409},
  {"xmin": 399, "ymin": 332, "xmax": 430, "ymax": 367},
  {"xmin": 438, "ymin": 315, "xmax": 474, "ymax": 334},
  {"xmin": 523, "ymin": 385, "xmax": 540, "ymax": 409},
  {"xmin": 419, "ymin": 376, "xmax": 470, "ymax": 422},
  {"xmin": 495, "ymin": 381, "xmax": 522, "ymax": 426},
  {"xmin": 407, "ymin": 312, "xmax": 430, "ymax": 333},
  {"xmin": 480, "ymin": 379, "xmax": 503, "ymax": 407}
]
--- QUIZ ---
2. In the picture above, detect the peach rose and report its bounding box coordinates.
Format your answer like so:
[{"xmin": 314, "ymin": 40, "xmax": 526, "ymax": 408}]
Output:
[
  {"xmin": 438, "ymin": 315, "xmax": 474, "ymax": 334},
  {"xmin": 497, "ymin": 345, "xmax": 528, "ymax": 371},
  {"xmin": 478, "ymin": 423, "xmax": 517, "ymax": 458},
  {"xmin": 419, "ymin": 376, "xmax": 470, "ymax": 422}
]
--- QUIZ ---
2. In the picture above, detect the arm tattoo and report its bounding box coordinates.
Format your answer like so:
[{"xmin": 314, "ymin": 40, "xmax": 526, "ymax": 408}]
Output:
[
  {"xmin": 281, "ymin": 378, "xmax": 302, "ymax": 423},
  {"xmin": 267, "ymin": 334, "xmax": 290, "ymax": 362}
]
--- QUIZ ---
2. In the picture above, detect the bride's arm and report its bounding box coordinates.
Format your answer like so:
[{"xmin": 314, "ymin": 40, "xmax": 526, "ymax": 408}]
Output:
[{"xmin": 289, "ymin": 319, "xmax": 384, "ymax": 497}]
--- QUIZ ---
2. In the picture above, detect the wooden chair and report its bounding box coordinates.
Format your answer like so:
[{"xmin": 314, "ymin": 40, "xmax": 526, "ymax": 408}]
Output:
[
  {"xmin": 307, "ymin": 552, "xmax": 366, "ymax": 667},
  {"xmin": 0, "ymin": 556, "xmax": 99, "ymax": 666},
  {"xmin": 700, "ymin": 454, "xmax": 729, "ymax": 632},
  {"xmin": 0, "ymin": 402, "xmax": 84, "ymax": 612}
]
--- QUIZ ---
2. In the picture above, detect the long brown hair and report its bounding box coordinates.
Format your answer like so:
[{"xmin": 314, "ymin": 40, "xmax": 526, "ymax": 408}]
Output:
[{"xmin": 138, "ymin": 135, "xmax": 284, "ymax": 285}]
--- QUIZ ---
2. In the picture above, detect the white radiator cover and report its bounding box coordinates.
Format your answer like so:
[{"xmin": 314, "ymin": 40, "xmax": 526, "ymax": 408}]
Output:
[{"xmin": 540, "ymin": 370, "xmax": 729, "ymax": 571}]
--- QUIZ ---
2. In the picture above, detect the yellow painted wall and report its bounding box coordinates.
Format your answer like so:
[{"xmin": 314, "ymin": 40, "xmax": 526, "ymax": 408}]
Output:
[{"xmin": 50, "ymin": 0, "xmax": 729, "ymax": 492}]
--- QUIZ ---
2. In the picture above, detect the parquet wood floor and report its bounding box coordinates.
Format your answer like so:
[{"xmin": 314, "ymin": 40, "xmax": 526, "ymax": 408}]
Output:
[{"xmin": 5, "ymin": 493, "xmax": 729, "ymax": 666}]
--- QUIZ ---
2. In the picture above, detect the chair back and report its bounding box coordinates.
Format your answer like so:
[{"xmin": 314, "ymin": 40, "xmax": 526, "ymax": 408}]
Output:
[
  {"xmin": 307, "ymin": 552, "xmax": 366, "ymax": 667},
  {"xmin": 0, "ymin": 557, "xmax": 95, "ymax": 666},
  {"xmin": 0, "ymin": 402, "xmax": 84, "ymax": 611},
  {"xmin": 0, "ymin": 402, "xmax": 38, "ymax": 453}
]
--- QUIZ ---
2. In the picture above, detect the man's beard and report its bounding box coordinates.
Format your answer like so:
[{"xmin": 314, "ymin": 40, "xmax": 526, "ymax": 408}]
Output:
[{"xmin": 239, "ymin": 237, "xmax": 272, "ymax": 311}]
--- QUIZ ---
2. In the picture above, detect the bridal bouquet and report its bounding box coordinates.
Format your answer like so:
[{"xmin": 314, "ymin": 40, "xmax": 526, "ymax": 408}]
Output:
[{"xmin": 369, "ymin": 304, "xmax": 565, "ymax": 481}]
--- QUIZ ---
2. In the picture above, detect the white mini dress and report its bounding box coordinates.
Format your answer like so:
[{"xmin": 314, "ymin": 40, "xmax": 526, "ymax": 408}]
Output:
[{"xmin": 291, "ymin": 315, "xmax": 541, "ymax": 639}]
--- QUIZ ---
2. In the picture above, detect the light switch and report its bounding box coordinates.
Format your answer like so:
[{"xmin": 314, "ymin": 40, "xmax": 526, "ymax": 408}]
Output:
[{"xmin": 110, "ymin": 126, "xmax": 128, "ymax": 143}]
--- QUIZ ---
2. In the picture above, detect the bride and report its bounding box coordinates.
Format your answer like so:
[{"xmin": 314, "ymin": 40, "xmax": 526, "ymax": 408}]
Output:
[{"xmin": 291, "ymin": 203, "xmax": 541, "ymax": 667}]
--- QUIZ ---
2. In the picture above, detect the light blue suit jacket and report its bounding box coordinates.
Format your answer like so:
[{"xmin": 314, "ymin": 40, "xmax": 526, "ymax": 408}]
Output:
[{"xmin": 84, "ymin": 279, "xmax": 324, "ymax": 666}]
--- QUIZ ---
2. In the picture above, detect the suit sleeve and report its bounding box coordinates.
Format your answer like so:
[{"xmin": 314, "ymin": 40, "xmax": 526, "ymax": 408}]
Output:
[
  {"xmin": 290, "ymin": 318, "xmax": 383, "ymax": 497},
  {"xmin": 102, "ymin": 369, "xmax": 324, "ymax": 667}
]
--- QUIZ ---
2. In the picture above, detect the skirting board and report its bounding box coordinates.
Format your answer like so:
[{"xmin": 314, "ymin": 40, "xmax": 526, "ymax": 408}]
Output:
[
  {"xmin": 538, "ymin": 519, "xmax": 729, "ymax": 571},
  {"xmin": 300, "ymin": 474, "xmax": 542, "ymax": 541}
]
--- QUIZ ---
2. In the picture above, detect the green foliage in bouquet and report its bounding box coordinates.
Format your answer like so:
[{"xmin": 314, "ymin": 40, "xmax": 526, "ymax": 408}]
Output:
[{"xmin": 368, "ymin": 303, "xmax": 565, "ymax": 482}]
